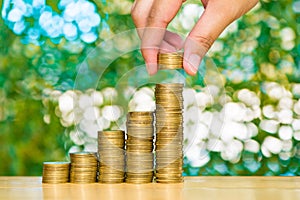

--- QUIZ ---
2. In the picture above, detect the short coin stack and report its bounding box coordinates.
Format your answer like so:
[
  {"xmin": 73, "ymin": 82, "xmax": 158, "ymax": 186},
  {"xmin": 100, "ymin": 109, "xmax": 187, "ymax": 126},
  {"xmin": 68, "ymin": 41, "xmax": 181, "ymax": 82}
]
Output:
[
  {"xmin": 98, "ymin": 130, "xmax": 125, "ymax": 183},
  {"xmin": 42, "ymin": 162, "xmax": 70, "ymax": 183},
  {"xmin": 70, "ymin": 152, "xmax": 98, "ymax": 183},
  {"xmin": 158, "ymin": 52, "xmax": 183, "ymax": 70},
  {"xmin": 126, "ymin": 112, "xmax": 154, "ymax": 183},
  {"xmin": 155, "ymin": 83, "xmax": 184, "ymax": 183}
]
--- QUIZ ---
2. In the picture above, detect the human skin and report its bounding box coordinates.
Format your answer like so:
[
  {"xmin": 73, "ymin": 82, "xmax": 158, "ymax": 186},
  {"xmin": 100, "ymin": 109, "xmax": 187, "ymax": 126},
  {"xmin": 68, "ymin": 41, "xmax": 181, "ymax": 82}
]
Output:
[{"xmin": 131, "ymin": 0, "xmax": 259, "ymax": 75}]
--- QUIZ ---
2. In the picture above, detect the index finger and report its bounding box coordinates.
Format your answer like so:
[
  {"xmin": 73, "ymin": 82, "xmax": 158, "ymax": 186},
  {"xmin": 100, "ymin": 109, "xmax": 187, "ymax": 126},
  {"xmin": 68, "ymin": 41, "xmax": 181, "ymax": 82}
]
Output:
[{"xmin": 141, "ymin": 0, "xmax": 182, "ymax": 75}]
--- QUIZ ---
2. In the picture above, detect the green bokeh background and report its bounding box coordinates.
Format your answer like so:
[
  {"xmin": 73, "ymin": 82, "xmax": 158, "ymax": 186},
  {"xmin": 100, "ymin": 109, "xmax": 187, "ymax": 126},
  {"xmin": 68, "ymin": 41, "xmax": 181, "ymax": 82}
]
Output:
[{"xmin": 0, "ymin": 0, "xmax": 299, "ymax": 176}]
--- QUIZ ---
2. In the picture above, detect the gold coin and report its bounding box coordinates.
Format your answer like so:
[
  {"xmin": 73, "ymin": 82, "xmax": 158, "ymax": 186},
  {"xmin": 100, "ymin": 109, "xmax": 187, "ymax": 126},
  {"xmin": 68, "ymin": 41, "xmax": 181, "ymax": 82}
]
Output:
[
  {"xmin": 155, "ymin": 83, "xmax": 184, "ymax": 89},
  {"xmin": 42, "ymin": 162, "xmax": 70, "ymax": 184},
  {"xmin": 126, "ymin": 110, "xmax": 155, "ymax": 183},
  {"xmin": 154, "ymin": 83, "xmax": 184, "ymax": 183},
  {"xmin": 97, "ymin": 129, "xmax": 126, "ymax": 183},
  {"xmin": 69, "ymin": 152, "xmax": 98, "ymax": 183},
  {"xmin": 128, "ymin": 111, "xmax": 154, "ymax": 117},
  {"xmin": 155, "ymin": 179, "xmax": 183, "ymax": 184},
  {"xmin": 98, "ymin": 130, "xmax": 125, "ymax": 138}
]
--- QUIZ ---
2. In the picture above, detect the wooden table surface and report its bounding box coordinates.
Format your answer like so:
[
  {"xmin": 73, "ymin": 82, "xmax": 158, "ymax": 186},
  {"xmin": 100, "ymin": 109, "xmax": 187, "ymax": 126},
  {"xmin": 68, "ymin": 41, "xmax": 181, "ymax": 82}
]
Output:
[{"xmin": 0, "ymin": 176, "xmax": 299, "ymax": 200}]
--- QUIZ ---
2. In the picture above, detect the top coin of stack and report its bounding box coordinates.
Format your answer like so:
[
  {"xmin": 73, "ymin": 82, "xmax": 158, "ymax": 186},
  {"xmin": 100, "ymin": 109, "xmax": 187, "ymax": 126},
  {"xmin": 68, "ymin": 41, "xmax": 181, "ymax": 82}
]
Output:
[
  {"xmin": 98, "ymin": 130, "xmax": 125, "ymax": 183},
  {"xmin": 42, "ymin": 162, "xmax": 70, "ymax": 184},
  {"xmin": 126, "ymin": 111, "xmax": 154, "ymax": 184},
  {"xmin": 69, "ymin": 152, "xmax": 98, "ymax": 183},
  {"xmin": 158, "ymin": 52, "xmax": 183, "ymax": 70},
  {"xmin": 155, "ymin": 83, "xmax": 184, "ymax": 183}
]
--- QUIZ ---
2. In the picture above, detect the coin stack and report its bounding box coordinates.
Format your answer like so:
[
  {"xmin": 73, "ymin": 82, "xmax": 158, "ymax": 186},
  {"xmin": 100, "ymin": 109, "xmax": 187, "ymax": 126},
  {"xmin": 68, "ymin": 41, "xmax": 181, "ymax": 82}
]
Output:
[
  {"xmin": 69, "ymin": 152, "xmax": 98, "ymax": 183},
  {"xmin": 158, "ymin": 52, "xmax": 183, "ymax": 70},
  {"xmin": 42, "ymin": 162, "xmax": 70, "ymax": 184},
  {"xmin": 155, "ymin": 83, "xmax": 184, "ymax": 183},
  {"xmin": 98, "ymin": 130, "xmax": 125, "ymax": 183},
  {"xmin": 126, "ymin": 112, "xmax": 154, "ymax": 184}
]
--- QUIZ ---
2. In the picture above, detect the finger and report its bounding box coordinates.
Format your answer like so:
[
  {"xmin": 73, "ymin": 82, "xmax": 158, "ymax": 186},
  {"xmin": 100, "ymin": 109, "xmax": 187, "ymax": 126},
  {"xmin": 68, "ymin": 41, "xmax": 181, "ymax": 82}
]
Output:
[
  {"xmin": 141, "ymin": 0, "xmax": 182, "ymax": 75},
  {"xmin": 183, "ymin": 3, "xmax": 235, "ymax": 75},
  {"xmin": 135, "ymin": 30, "xmax": 183, "ymax": 53},
  {"xmin": 183, "ymin": 0, "xmax": 258, "ymax": 75},
  {"xmin": 131, "ymin": 0, "xmax": 183, "ymax": 73},
  {"xmin": 141, "ymin": 28, "xmax": 166, "ymax": 75},
  {"xmin": 183, "ymin": 37, "xmax": 210, "ymax": 75},
  {"xmin": 159, "ymin": 31, "xmax": 184, "ymax": 53},
  {"xmin": 159, "ymin": 40, "xmax": 179, "ymax": 53},
  {"xmin": 131, "ymin": 0, "xmax": 183, "ymax": 49},
  {"xmin": 201, "ymin": 0, "xmax": 209, "ymax": 8},
  {"xmin": 131, "ymin": 0, "xmax": 154, "ymax": 38},
  {"xmin": 164, "ymin": 31, "xmax": 184, "ymax": 51}
]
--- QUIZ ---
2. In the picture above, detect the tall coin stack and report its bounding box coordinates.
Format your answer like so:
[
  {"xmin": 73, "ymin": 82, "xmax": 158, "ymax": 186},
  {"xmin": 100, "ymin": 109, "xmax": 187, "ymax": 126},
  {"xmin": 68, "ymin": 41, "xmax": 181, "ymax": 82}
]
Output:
[
  {"xmin": 42, "ymin": 162, "xmax": 70, "ymax": 183},
  {"xmin": 155, "ymin": 82, "xmax": 184, "ymax": 183},
  {"xmin": 69, "ymin": 152, "xmax": 98, "ymax": 183},
  {"xmin": 126, "ymin": 112, "xmax": 154, "ymax": 183},
  {"xmin": 98, "ymin": 130, "xmax": 125, "ymax": 183},
  {"xmin": 158, "ymin": 52, "xmax": 183, "ymax": 70}
]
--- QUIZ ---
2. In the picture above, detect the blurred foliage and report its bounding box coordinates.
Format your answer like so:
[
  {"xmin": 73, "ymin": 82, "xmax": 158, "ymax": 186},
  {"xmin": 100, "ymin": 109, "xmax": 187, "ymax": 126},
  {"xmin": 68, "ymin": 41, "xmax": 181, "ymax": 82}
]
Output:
[{"xmin": 0, "ymin": 0, "xmax": 299, "ymax": 176}]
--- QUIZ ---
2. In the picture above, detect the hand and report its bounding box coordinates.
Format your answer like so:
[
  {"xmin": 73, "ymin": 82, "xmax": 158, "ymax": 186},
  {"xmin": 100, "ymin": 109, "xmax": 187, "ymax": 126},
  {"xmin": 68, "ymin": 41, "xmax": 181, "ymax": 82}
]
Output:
[{"xmin": 131, "ymin": 0, "xmax": 258, "ymax": 75}]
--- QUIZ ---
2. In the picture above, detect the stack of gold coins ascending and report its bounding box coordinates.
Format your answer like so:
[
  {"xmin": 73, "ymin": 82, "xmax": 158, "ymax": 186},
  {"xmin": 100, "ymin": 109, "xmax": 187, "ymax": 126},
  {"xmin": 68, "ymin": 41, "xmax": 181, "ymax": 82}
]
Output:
[
  {"xmin": 69, "ymin": 152, "xmax": 98, "ymax": 183},
  {"xmin": 126, "ymin": 112, "xmax": 154, "ymax": 184},
  {"xmin": 155, "ymin": 83, "xmax": 184, "ymax": 183},
  {"xmin": 158, "ymin": 52, "xmax": 183, "ymax": 70},
  {"xmin": 98, "ymin": 130, "xmax": 125, "ymax": 183},
  {"xmin": 42, "ymin": 162, "xmax": 70, "ymax": 183}
]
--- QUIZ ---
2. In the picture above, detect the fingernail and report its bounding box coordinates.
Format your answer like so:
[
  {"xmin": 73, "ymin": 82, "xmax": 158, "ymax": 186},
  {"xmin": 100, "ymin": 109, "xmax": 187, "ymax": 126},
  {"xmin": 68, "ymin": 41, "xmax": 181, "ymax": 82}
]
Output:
[
  {"xmin": 146, "ymin": 63, "xmax": 158, "ymax": 75},
  {"xmin": 188, "ymin": 54, "xmax": 200, "ymax": 74}
]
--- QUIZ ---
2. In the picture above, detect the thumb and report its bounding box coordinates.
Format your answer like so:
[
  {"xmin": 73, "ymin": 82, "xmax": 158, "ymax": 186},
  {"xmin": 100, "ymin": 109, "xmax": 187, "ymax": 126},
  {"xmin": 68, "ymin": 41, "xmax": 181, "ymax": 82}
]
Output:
[{"xmin": 183, "ymin": 2, "xmax": 242, "ymax": 75}]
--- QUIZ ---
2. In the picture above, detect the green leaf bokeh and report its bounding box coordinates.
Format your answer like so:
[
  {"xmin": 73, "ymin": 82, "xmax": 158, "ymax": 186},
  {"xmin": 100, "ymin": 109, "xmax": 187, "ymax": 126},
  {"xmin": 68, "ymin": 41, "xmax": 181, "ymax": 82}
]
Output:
[{"xmin": 0, "ymin": 0, "xmax": 299, "ymax": 176}]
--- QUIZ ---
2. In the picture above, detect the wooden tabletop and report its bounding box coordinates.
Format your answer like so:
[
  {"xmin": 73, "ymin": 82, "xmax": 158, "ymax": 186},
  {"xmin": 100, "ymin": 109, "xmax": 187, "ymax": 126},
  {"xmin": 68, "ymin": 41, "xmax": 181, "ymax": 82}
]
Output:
[{"xmin": 0, "ymin": 176, "xmax": 299, "ymax": 200}]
